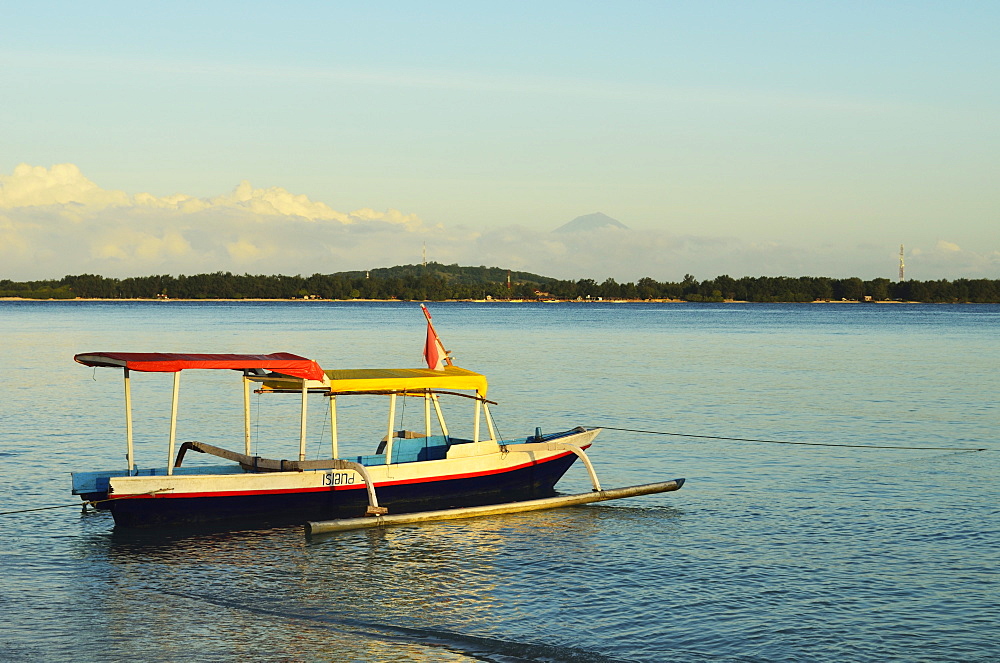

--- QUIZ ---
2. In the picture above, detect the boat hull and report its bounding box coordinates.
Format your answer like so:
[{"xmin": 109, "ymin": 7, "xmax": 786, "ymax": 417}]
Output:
[
  {"xmin": 103, "ymin": 431, "xmax": 599, "ymax": 529},
  {"xmin": 108, "ymin": 452, "xmax": 579, "ymax": 529}
]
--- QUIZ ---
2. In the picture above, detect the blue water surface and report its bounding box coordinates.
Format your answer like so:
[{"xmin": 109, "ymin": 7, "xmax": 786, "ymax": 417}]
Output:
[{"xmin": 0, "ymin": 301, "xmax": 997, "ymax": 662}]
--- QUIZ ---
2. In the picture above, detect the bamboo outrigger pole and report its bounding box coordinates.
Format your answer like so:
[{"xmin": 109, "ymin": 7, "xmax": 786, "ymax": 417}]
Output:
[{"xmin": 307, "ymin": 479, "xmax": 685, "ymax": 534}]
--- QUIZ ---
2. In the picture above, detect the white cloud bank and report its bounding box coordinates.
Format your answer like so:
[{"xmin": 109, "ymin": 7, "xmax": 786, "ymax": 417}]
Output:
[
  {"xmin": 0, "ymin": 164, "xmax": 427, "ymax": 278},
  {"xmin": 1, "ymin": 164, "xmax": 996, "ymax": 282}
]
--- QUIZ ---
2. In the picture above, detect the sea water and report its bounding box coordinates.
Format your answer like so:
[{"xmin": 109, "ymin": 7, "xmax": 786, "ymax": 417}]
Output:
[{"xmin": 0, "ymin": 301, "xmax": 997, "ymax": 662}]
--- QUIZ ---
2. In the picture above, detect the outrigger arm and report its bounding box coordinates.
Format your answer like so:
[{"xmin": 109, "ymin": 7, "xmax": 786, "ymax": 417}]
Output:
[
  {"xmin": 513, "ymin": 440, "xmax": 602, "ymax": 491},
  {"xmin": 554, "ymin": 442, "xmax": 602, "ymax": 492},
  {"xmin": 334, "ymin": 458, "xmax": 386, "ymax": 516},
  {"xmin": 173, "ymin": 441, "xmax": 388, "ymax": 516}
]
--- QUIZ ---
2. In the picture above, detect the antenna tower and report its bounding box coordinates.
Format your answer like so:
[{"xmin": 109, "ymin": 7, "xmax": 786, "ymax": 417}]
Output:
[
  {"xmin": 422, "ymin": 242, "xmax": 427, "ymax": 267},
  {"xmin": 898, "ymin": 245, "xmax": 905, "ymax": 282}
]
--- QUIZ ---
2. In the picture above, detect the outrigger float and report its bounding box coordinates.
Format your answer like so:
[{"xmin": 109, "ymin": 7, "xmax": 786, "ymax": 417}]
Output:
[{"xmin": 72, "ymin": 307, "xmax": 684, "ymax": 531}]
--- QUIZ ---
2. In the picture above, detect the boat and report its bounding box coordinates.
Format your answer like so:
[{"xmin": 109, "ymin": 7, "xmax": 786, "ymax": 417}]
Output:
[{"xmin": 71, "ymin": 307, "xmax": 683, "ymax": 530}]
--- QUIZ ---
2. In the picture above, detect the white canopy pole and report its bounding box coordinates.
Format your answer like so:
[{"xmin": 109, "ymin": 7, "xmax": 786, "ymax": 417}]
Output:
[
  {"xmin": 299, "ymin": 379, "xmax": 308, "ymax": 462},
  {"xmin": 385, "ymin": 393, "xmax": 397, "ymax": 464},
  {"xmin": 473, "ymin": 394, "xmax": 482, "ymax": 449},
  {"xmin": 243, "ymin": 374, "xmax": 252, "ymax": 455},
  {"xmin": 166, "ymin": 371, "xmax": 180, "ymax": 476},
  {"xmin": 123, "ymin": 368, "xmax": 134, "ymax": 474},
  {"xmin": 432, "ymin": 394, "xmax": 449, "ymax": 440},
  {"xmin": 329, "ymin": 394, "xmax": 339, "ymax": 459},
  {"xmin": 483, "ymin": 402, "xmax": 497, "ymax": 442},
  {"xmin": 424, "ymin": 392, "xmax": 432, "ymax": 439}
]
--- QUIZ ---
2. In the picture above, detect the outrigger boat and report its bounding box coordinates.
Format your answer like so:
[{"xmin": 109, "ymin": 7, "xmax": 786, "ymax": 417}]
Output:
[{"xmin": 72, "ymin": 307, "xmax": 684, "ymax": 531}]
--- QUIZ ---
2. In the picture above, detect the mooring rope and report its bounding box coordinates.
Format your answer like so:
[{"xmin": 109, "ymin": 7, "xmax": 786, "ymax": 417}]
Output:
[
  {"xmin": 0, "ymin": 489, "xmax": 171, "ymax": 517},
  {"xmin": 0, "ymin": 502, "xmax": 93, "ymax": 516},
  {"xmin": 590, "ymin": 426, "xmax": 988, "ymax": 452}
]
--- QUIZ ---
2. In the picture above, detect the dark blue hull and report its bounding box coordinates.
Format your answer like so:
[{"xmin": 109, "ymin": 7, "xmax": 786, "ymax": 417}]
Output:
[{"xmin": 108, "ymin": 452, "xmax": 580, "ymax": 529}]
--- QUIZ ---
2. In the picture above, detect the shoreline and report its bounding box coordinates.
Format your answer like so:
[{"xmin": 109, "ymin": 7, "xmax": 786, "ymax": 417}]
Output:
[{"xmin": 1, "ymin": 297, "xmax": 931, "ymax": 304}]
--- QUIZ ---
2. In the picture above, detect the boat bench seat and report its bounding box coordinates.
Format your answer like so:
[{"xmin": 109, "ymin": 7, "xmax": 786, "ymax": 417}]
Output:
[{"xmin": 353, "ymin": 435, "xmax": 452, "ymax": 466}]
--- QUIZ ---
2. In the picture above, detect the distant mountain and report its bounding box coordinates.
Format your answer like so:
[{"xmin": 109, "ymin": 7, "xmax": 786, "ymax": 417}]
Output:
[
  {"xmin": 334, "ymin": 262, "xmax": 560, "ymax": 287},
  {"xmin": 553, "ymin": 212, "xmax": 629, "ymax": 233}
]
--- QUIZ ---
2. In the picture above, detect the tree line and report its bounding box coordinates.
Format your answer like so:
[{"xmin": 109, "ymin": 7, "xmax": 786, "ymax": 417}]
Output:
[{"xmin": 2, "ymin": 266, "xmax": 999, "ymax": 303}]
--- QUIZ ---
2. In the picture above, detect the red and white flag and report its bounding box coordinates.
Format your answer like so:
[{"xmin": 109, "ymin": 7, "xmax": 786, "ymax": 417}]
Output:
[{"xmin": 421, "ymin": 305, "xmax": 449, "ymax": 370}]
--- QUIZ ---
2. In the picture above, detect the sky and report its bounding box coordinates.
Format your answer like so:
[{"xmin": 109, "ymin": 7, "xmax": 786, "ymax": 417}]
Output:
[{"xmin": 2, "ymin": 1, "xmax": 998, "ymax": 282}]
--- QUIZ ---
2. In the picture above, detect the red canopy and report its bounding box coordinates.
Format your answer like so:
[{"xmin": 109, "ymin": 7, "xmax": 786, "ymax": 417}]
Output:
[{"xmin": 74, "ymin": 352, "xmax": 325, "ymax": 382}]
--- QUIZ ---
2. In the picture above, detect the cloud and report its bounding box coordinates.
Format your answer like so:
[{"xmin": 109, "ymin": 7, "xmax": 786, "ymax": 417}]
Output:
[
  {"xmin": 0, "ymin": 163, "xmax": 431, "ymax": 278},
  {"xmin": 901, "ymin": 240, "xmax": 1000, "ymax": 280},
  {"xmin": 92, "ymin": 228, "xmax": 193, "ymax": 262},
  {"xmin": 226, "ymin": 239, "xmax": 266, "ymax": 263},
  {"xmin": 442, "ymin": 227, "xmax": 999, "ymax": 282},
  {"xmin": 0, "ymin": 163, "xmax": 130, "ymax": 209},
  {"xmin": 1, "ymin": 164, "xmax": 997, "ymax": 282},
  {"xmin": 208, "ymin": 181, "xmax": 348, "ymax": 222}
]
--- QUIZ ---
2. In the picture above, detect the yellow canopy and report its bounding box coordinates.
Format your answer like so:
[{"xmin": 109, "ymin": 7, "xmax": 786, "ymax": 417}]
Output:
[{"xmin": 255, "ymin": 365, "xmax": 488, "ymax": 396}]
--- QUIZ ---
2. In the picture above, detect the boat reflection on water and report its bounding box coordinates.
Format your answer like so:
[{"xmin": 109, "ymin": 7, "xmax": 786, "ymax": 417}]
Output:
[{"xmin": 72, "ymin": 503, "xmax": 683, "ymax": 661}]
